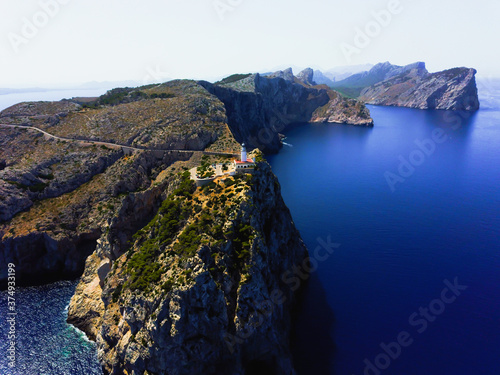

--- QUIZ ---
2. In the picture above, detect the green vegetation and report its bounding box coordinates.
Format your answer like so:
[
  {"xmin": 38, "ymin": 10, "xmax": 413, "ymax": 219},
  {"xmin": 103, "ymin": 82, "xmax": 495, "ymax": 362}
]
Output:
[
  {"xmin": 112, "ymin": 284, "xmax": 123, "ymax": 303},
  {"xmin": 196, "ymin": 158, "xmax": 215, "ymax": 179},
  {"xmin": 161, "ymin": 278, "xmax": 175, "ymax": 292},
  {"xmin": 150, "ymin": 93, "xmax": 175, "ymax": 99},
  {"xmin": 122, "ymin": 164, "xmax": 257, "ymax": 295},
  {"xmin": 7, "ymin": 180, "xmax": 49, "ymax": 193},
  {"xmin": 81, "ymin": 87, "xmax": 176, "ymax": 108},
  {"xmin": 216, "ymin": 73, "xmax": 252, "ymax": 85},
  {"xmin": 38, "ymin": 172, "xmax": 54, "ymax": 180},
  {"xmin": 98, "ymin": 88, "xmax": 134, "ymax": 106},
  {"xmin": 125, "ymin": 172, "xmax": 195, "ymax": 292},
  {"xmin": 173, "ymin": 224, "xmax": 201, "ymax": 258},
  {"xmin": 231, "ymin": 223, "xmax": 255, "ymax": 263},
  {"xmin": 330, "ymin": 87, "xmax": 362, "ymax": 99}
]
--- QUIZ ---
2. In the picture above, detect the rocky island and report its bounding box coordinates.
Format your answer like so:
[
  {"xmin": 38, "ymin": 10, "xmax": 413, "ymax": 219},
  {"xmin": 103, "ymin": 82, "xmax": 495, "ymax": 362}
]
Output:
[{"xmin": 0, "ymin": 74, "xmax": 372, "ymax": 374}]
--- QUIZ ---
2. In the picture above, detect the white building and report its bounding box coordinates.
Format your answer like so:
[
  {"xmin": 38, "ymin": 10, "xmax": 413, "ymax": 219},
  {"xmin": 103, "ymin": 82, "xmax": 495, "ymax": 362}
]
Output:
[{"xmin": 233, "ymin": 143, "xmax": 255, "ymax": 171}]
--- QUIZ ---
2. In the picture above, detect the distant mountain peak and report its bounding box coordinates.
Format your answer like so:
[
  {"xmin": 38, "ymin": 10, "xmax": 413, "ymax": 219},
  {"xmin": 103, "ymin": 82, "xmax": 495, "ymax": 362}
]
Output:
[
  {"xmin": 267, "ymin": 67, "xmax": 295, "ymax": 82},
  {"xmin": 296, "ymin": 68, "xmax": 316, "ymax": 86}
]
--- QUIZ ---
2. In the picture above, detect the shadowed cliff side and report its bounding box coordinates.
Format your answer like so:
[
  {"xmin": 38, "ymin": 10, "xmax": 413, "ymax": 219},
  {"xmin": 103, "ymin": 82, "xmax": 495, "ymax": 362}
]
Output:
[
  {"xmin": 200, "ymin": 71, "xmax": 374, "ymax": 153},
  {"xmin": 68, "ymin": 157, "xmax": 309, "ymax": 375}
]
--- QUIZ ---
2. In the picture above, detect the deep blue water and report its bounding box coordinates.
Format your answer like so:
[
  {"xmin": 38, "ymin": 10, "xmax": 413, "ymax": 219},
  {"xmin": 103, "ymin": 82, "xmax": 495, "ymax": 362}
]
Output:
[
  {"xmin": 268, "ymin": 105, "xmax": 500, "ymax": 375},
  {"xmin": 0, "ymin": 281, "xmax": 102, "ymax": 375}
]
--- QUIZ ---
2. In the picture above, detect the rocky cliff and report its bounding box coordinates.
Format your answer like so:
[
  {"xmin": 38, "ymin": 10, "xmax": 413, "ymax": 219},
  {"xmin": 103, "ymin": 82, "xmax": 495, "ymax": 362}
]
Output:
[
  {"xmin": 0, "ymin": 80, "xmax": 240, "ymax": 288},
  {"xmin": 0, "ymin": 77, "xmax": 319, "ymax": 374},
  {"xmin": 296, "ymin": 68, "xmax": 316, "ymax": 86},
  {"xmin": 332, "ymin": 61, "xmax": 427, "ymax": 97},
  {"xmin": 311, "ymin": 89, "xmax": 373, "ymax": 126},
  {"xmin": 359, "ymin": 66, "xmax": 480, "ymax": 111},
  {"xmin": 68, "ymin": 157, "xmax": 308, "ymax": 375},
  {"xmin": 0, "ymin": 74, "xmax": 365, "ymax": 373},
  {"xmin": 199, "ymin": 73, "xmax": 329, "ymax": 153},
  {"xmin": 332, "ymin": 61, "xmax": 480, "ymax": 111},
  {"xmin": 200, "ymin": 70, "xmax": 374, "ymax": 153}
]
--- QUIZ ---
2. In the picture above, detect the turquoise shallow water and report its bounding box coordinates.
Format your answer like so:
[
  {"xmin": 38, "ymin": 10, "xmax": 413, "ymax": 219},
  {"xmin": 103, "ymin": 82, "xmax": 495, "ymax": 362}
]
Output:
[
  {"xmin": 268, "ymin": 104, "xmax": 500, "ymax": 375},
  {"xmin": 0, "ymin": 281, "xmax": 102, "ymax": 375}
]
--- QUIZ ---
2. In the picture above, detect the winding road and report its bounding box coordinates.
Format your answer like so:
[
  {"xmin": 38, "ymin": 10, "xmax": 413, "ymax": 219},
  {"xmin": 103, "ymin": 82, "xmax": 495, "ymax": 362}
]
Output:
[{"xmin": 0, "ymin": 123, "xmax": 239, "ymax": 158}]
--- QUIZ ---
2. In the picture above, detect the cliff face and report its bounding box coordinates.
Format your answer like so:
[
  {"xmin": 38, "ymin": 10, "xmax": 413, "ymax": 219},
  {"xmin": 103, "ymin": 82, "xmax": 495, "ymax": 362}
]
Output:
[
  {"xmin": 359, "ymin": 66, "xmax": 480, "ymax": 111},
  {"xmin": 332, "ymin": 61, "xmax": 428, "ymax": 97},
  {"xmin": 311, "ymin": 89, "xmax": 374, "ymax": 126},
  {"xmin": 332, "ymin": 61, "xmax": 480, "ymax": 111},
  {"xmin": 0, "ymin": 80, "xmax": 239, "ymax": 288},
  {"xmin": 199, "ymin": 74, "xmax": 330, "ymax": 153},
  {"xmin": 296, "ymin": 68, "xmax": 316, "ymax": 86},
  {"xmin": 200, "ymin": 71, "xmax": 374, "ymax": 153},
  {"xmin": 67, "ymin": 159, "xmax": 308, "ymax": 375}
]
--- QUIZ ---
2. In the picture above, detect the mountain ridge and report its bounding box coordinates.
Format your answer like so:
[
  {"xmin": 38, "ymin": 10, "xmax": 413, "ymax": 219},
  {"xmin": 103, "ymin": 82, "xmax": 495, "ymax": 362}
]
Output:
[{"xmin": 329, "ymin": 61, "xmax": 480, "ymax": 111}]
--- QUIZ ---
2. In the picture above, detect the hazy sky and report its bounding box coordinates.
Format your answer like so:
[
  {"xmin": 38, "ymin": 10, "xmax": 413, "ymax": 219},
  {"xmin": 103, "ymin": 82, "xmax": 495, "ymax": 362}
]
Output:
[{"xmin": 0, "ymin": 0, "xmax": 498, "ymax": 87}]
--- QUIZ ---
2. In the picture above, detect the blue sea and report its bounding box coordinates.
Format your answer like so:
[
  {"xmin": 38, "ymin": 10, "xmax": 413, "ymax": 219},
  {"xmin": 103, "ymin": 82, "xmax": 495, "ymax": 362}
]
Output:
[
  {"xmin": 268, "ymin": 96, "xmax": 500, "ymax": 373},
  {"xmin": 1, "ymin": 81, "xmax": 499, "ymax": 374},
  {"xmin": 0, "ymin": 281, "xmax": 102, "ymax": 375}
]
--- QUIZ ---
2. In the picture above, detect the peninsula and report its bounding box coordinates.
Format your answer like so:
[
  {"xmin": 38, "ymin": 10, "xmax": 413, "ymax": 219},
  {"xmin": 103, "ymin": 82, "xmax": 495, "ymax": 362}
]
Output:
[{"xmin": 0, "ymin": 74, "xmax": 371, "ymax": 374}]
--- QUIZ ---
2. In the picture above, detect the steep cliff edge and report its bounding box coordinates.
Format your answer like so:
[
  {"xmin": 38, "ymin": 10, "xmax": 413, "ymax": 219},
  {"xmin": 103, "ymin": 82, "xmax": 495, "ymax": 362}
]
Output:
[
  {"xmin": 68, "ymin": 158, "xmax": 308, "ymax": 375},
  {"xmin": 0, "ymin": 80, "xmax": 240, "ymax": 288},
  {"xmin": 199, "ymin": 73, "xmax": 329, "ymax": 153},
  {"xmin": 200, "ymin": 70, "xmax": 374, "ymax": 153},
  {"xmin": 359, "ymin": 66, "xmax": 480, "ymax": 111},
  {"xmin": 311, "ymin": 89, "xmax": 374, "ymax": 126},
  {"xmin": 332, "ymin": 61, "xmax": 480, "ymax": 111}
]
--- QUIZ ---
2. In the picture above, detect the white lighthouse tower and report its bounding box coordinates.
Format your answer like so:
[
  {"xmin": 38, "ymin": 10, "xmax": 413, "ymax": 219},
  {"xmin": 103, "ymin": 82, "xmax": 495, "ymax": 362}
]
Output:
[
  {"xmin": 241, "ymin": 143, "xmax": 247, "ymax": 162},
  {"xmin": 233, "ymin": 142, "xmax": 255, "ymax": 173}
]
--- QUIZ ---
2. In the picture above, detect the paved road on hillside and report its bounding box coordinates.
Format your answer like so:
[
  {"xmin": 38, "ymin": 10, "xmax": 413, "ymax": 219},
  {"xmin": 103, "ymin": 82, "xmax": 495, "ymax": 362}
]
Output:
[{"xmin": 0, "ymin": 123, "xmax": 239, "ymax": 157}]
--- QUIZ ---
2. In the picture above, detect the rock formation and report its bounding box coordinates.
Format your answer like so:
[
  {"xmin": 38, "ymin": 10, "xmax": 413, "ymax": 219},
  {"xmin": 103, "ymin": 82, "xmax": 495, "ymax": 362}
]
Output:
[
  {"xmin": 332, "ymin": 61, "xmax": 480, "ymax": 111},
  {"xmin": 0, "ymin": 75, "xmax": 373, "ymax": 374},
  {"xmin": 0, "ymin": 80, "xmax": 239, "ymax": 288},
  {"xmin": 199, "ymin": 73, "xmax": 329, "ymax": 153},
  {"xmin": 296, "ymin": 68, "xmax": 316, "ymax": 86},
  {"xmin": 311, "ymin": 90, "xmax": 373, "ymax": 126},
  {"xmin": 68, "ymin": 157, "xmax": 308, "ymax": 374},
  {"xmin": 266, "ymin": 67, "xmax": 295, "ymax": 82},
  {"xmin": 359, "ymin": 66, "xmax": 480, "ymax": 111},
  {"xmin": 200, "ymin": 70, "xmax": 374, "ymax": 153}
]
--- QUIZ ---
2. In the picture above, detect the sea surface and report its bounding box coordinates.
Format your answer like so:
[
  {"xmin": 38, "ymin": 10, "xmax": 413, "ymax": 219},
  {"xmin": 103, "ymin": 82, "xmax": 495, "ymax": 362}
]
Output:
[
  {"xmin": 268, "ymin": 100, "xmax": 500, "ymax": 374},
  {"xmin": 0, "ymin": 281, "xmax": 102, "ymax": 375},
  {"xmin": 1, "ymin": 83, "xmax": 499, "ymax": 374}
]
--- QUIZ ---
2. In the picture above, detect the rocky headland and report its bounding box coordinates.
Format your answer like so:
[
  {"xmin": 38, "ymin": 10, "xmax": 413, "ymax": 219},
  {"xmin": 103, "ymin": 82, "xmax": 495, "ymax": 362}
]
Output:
[
  {"xmin": 0, "ymin": 74, "xmax": 373, "ymax": 374},
  {"xmin": 331, "ymin": 61, "xmax": 480, "ymax": 111},
  {"xmin": 200, "ymin": 68, "xmax": 374, "ymax": 153}
]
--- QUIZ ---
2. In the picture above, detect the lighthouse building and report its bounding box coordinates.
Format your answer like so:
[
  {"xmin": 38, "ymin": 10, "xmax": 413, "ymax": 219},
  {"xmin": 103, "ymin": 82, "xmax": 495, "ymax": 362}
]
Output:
[{"xmin": 233, "ymin": 143, "xmax": 256, "ymax": 172}]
